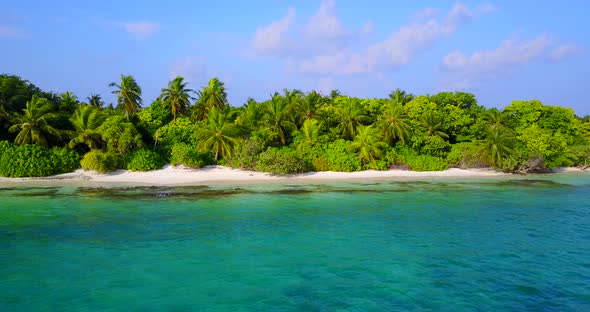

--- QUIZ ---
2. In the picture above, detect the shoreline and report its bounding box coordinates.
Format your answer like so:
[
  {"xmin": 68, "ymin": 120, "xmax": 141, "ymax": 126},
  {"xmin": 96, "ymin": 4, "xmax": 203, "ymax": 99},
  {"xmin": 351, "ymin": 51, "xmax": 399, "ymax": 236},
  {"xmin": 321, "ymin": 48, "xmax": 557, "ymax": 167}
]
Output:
[{"xmin": 0, "ymin": 165, "xmax": 588, "ymax": 187}]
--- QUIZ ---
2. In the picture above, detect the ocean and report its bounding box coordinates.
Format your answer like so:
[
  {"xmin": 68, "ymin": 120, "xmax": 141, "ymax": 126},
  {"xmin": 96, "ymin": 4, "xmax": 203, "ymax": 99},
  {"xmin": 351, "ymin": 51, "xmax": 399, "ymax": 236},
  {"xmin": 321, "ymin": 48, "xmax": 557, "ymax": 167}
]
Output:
[{"xmin": 1, "ymin": 174, "xmax": 589, "ymax": 311}]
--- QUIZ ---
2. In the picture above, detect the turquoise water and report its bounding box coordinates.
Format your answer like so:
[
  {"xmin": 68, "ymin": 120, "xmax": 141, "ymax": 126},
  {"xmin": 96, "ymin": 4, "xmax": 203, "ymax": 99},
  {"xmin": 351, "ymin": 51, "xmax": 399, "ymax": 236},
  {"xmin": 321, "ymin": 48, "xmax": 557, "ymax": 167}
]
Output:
[{"xmin": 1, "ymin": 175, "xmax": 590, "ymax": 311}]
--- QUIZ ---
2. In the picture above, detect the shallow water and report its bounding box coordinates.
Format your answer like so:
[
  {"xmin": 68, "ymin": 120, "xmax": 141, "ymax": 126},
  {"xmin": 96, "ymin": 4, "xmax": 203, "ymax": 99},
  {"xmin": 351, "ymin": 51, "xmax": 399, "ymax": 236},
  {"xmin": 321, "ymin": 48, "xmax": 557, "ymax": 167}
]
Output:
[{"xmin": 1, "ymin": 174, "xmax": 590, "ymax": 311}]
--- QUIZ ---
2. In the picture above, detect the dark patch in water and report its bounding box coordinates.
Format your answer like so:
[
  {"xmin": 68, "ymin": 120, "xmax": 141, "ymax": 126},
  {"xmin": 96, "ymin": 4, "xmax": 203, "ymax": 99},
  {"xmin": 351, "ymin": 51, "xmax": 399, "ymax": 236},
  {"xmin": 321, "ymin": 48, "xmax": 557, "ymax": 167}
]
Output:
[
  {"xmin": 490, "ymin": 179, "xmax": 567, "ymax": 188},
  {"xmin": 12, "ymin": 190, "xmax": 60, "ymax": 197},
  {"xmin": 76, "ymin": 185, "xmax": 258, "ymax": 200},
  {"xmin": 0, "ymin": 186, "xmax": 62, "ymax": 197},
  {"xmin": 269, "ymin": 189, "xmax": 314, "ymax": 195}
]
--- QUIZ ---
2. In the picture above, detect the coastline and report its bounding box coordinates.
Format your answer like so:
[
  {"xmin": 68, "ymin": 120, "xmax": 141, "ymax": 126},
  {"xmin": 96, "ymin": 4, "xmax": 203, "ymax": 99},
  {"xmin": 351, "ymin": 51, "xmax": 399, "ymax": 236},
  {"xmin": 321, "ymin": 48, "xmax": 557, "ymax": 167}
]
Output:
[{"xmin": 0, "ymin": 165, "xmax": 588, "ymax": 187}]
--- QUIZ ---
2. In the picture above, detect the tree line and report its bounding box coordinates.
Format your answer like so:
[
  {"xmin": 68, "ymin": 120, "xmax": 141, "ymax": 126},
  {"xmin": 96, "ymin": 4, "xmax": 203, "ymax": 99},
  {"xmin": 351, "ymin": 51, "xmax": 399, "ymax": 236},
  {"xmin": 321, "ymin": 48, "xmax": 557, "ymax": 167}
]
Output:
[{"xmin": 0, "ymin": 73, "xmax": 589, "ymax": 177}]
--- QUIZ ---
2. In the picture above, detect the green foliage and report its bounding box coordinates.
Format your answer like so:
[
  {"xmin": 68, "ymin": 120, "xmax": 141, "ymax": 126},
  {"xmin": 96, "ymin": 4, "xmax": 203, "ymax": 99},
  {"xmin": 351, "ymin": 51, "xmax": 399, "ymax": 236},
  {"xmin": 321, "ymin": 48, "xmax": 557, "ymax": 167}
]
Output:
[
  {"xmin": 447, "ymin": 142, "xmax": 486, "ymax": 168},
  {"xmin": 154, "ymin": 117, "xmax": 196, "ymax": 147},
  {"xmin": 137, "ymin": 99, "xmax": 173, "ymax": 136},
  {"xmin": 348, "ymin": 125, "xmax": 389, "ymax": 168},
  {"xmin": 196, "ymin": 107, "xmax": 238, "ymax": 161},
  {"xmin": 2, "ymin": 74, "xmax": 589, "ymax": 176},
  {"xmin": 226, "ymin": 139, "xmax": 263, "ymax": 170},
  {"xmin": 0, "ymin": 141, "xmax": 80, "ymax": 177},
  {"xmin": 333, "ymin": 96, "xmax": 369, "ymax": 140},
  {"xmin": 110, "ymin": 74, "xmax": 142, "ymax": 121},
  {"xmin": 51, "ymin": 147, "xmax": 82, "ymax": 173},
  {"xmin": 569, "ymin": 145, "xmax": 590, "ymax": 167},
  {"xmin": 396, "ymin": 149, "xmax": 449, "ymax": 171},
  {"xmin": 80, "ymin": 150, "xmax": 121, "ymax": 173},
  {"xmin": 367, "ymin": 148, "xmax": 397, "ymax": 170},
  {"xmin": 9, "ymin": 95, "xmax": 62, "ymax": 147},
  {"xmin": 315, "ymin": 140, "xmax": 362, "ymax": 172},
  {"xmin": 170, "ymin": 143, "xmax": 214, "ymax": 168},
  {"xmin": 255, "ymin": 147, "xmax": 306, "ymax": 174},
  {"xmin": 197, "ymin": 77, "xmax": 228, "ymax": 111},
  {"xmin": 420, "ymin": 135, "xmax": 452, "ymax": 157},
  {"xmin": 98, "ymin": 115, "xmax": 144, "ymax": 154},
  {"xmin": 159, "ymin": 76, "xmax": 195, "ymax": 121},
  {"xmin": 126, "ymin": 149, "xmax": 165, "ymax": 171}
]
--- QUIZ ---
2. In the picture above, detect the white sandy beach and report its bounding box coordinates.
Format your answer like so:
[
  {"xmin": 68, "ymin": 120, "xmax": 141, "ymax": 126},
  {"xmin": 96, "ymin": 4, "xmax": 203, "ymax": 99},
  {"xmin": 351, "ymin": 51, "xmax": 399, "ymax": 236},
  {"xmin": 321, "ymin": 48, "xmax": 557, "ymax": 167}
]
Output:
[{"xmin": 0, "ymin": 165, "xmax": 587, "ymax": 186}]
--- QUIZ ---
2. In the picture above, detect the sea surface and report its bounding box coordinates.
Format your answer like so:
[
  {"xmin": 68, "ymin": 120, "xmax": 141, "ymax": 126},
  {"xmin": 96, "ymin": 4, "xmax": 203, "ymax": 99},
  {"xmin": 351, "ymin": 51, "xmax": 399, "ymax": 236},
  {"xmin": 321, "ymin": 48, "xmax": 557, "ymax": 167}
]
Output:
[{"xmin": 1, "ymin": 174, "xmax": 590, "ymax": 311}]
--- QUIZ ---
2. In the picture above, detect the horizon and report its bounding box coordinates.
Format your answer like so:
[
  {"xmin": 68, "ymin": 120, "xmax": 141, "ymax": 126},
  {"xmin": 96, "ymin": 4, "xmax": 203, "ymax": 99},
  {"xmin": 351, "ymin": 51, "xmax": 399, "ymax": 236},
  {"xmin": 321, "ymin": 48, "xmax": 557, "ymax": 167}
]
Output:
[{"xmin": 1, "ymin": 0, "xmax": 589, "ymax": 115}]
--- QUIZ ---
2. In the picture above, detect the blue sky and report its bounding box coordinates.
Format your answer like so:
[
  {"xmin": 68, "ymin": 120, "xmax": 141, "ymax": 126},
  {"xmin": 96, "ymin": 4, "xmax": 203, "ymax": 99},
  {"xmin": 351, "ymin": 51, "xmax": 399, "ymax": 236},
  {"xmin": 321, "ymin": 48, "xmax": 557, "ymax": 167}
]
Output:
[{"xmin": 1, "ymin": 0, "xmax": 589, "ymax": 115}]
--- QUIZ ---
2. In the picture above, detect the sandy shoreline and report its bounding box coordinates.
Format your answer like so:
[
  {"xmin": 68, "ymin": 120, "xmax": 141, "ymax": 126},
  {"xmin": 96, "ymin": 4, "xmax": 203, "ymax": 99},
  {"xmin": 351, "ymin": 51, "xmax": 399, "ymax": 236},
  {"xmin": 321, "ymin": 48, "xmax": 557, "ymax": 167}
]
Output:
[{"xmin": 0, "ymin": 165, "xmax": 588, "ymax": 187}]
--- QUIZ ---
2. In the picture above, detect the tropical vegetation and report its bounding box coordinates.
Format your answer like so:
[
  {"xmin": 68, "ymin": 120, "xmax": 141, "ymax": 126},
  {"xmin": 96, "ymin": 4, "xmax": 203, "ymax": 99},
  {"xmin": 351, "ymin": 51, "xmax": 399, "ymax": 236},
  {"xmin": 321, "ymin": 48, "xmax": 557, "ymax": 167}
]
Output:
[{"xmin": 0, "ymin": 73, "xmax": 588, "ymax": 176}]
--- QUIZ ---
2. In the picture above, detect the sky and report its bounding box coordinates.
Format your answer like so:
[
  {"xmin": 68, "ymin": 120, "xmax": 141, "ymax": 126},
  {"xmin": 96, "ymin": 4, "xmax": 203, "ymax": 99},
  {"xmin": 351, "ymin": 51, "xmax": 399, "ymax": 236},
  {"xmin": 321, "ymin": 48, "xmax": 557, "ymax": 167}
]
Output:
[{"xmin": 1, "ymin": 0, "xmax": 589, "ymax": 115}]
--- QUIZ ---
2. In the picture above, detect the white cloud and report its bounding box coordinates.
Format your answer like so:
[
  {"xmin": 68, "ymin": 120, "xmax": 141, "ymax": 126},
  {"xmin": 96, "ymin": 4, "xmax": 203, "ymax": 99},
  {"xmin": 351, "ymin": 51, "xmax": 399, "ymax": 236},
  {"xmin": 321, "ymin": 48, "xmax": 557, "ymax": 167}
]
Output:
[
  {"xmin": 284, "ymin": 2, "xmax": 485, "ymax": 75},
  {"xmin": 116, "ymin": 21, "xmax": 160, "ymax": 39},
  {"xmin": 303, "ymin": 0, "xmax": 349, "ymax": 41},
  {"xmin": 170, "ymin": 57, "xmax": 208, "ymax": 82},
  {"xmin": 252, "ymin": 0, "xmax": 373, "ymax": 59},
  {"xmin": 548, "ymin": 43, "xmax": 582, "ymax": 61},
  {"xmin": 0, "ymin": 25, "xmax": 24, "ymax": 38},
  {"xmin": 252, "ymin": 7, "xmax": 296, "ymax": 55},
  {"xmin": 440, "ymin": 34, "xmax": 556, "ymax": 88}
]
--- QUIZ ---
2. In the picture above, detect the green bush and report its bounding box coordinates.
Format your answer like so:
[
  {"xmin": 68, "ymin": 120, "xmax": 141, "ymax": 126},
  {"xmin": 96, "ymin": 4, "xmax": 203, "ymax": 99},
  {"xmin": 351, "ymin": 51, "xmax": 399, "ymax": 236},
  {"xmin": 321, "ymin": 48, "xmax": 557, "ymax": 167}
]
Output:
[
  {"xmin": 154, "ymin": 117, "xmax": 197, "ymax": 147},
  {"xmin": 80, "ymin": 150, "xmax": 121, "ymax": 173},
  {"xmin": 366, "ymin": 148, "xmax": 397, "ymax": 170},
  {"xmin": 320, "ymin": 140, "xmax": 362, "ymax": 172},
  {"xmin": 0, "ymin": 141, "xmax": 81, "ymax": 177},
  {"xmin": 226, "ymin": 139, "xmax": 263, "ymax": 170},
  {"xmin": 170, "ymin": 143, "xmax": 214, "ymax": 168},
  {"xmin": 255, "ymin": 147, "xmax": 306, "ymax": 174},
  {"xmin": 396, "ymin": 148, "xmax": 449, "ymax": 171},
  {"xmin": 126, "ymin": 149, "xmax": 165, "ymax": 171},
  {"xmin": 446, "ymin": 142, "xmax": 486, "ymax": 168},
  {"xmin": 50, "ymin": 147, "xmax": 82, "ymax": 174}
]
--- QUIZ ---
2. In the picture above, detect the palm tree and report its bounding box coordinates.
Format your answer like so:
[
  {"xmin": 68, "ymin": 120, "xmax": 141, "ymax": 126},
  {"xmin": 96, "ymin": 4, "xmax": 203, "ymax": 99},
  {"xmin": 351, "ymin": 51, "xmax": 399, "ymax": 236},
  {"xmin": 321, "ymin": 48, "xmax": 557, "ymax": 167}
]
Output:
[
  {"xmin": 481, "ymin": 126, "xmax": 516, "ymax": 168},
  {"xmin": 198, "ymin": 77, "xmax": 227, "ymax": 111},
  {"xmin": 330, "ymin": 89, "xmax": 341, "ymax": 99},
  {"xmin": 421, "ymin": 111, "xmax": 449, "ymax": 140},
  {"xmin": 379, "ymin": 102, "xmax": 410, "ymax": 145},
  {"xmin": 8, "ymin": 95, "xmax": 61, "ymax": 146},
  {"xmin": 109, "ymin": 74, "xmax": 142, "ymax": 121},
  {"xmin": 283, "ymin": 88, "xmax": 303, "ymax": 113},
  {"xmin": 388, "ymin": 88, "xmax": 414, "ymax": 105},
  {"xmin": 294, "ymin": 91, "xmax": 321, "ymax": 127},
  {"xmin": 235, "ymin": 98, "xmax": 263, "ymax": 131},
  {"xmin": 295, "ymin": 119, "xmax": 320, "ymax": 151},
  {"xmin": 68, "ymin": 105, "xmax": 106, "ymax": 150},
  {"xmin": 483, "ymin": 108, "xmax": 508, "ymax": 129},
  {"xmin": 87, "ymin": 94, "xmax": 104, "ymax": 108},
  {"xmin": 197, "ymin": 107, "xmax": 238, "ymax": 161},
  {"xmin": 159, "ymin": 76, "xmax": 195, "ymax": 122},
  {"xmin": 265, "ymin": 93, "xmax": 295, "ymax": 145},
  {"xmin": 336, "ymin": 97, "xmax": 368, "ymax": 140},
  {"xmin": 59, "ymin": 91, "xmax": 79, "ymax": 113},
  {"xmin": 348, "ymin": 125, "xmax": 389, "ymax": 168}
]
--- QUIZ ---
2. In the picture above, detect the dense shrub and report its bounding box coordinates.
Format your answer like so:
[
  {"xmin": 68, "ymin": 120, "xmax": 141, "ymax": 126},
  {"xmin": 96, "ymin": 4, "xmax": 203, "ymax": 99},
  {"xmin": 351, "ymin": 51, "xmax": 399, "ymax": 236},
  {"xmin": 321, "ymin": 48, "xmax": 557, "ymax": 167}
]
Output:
[
  {"xmin": 126, "ymin": 149, "xmax": 165, "ymax": 171},
  {"xmin": 366, "ymin": 148, "xmax": 397, "ymax": 171},
  {"xmin": 396, "ymin": 148, "xmax": 449, "ymax": 171},
  {"xmin": 226, "ymin": 139, "xmax": 262, "ymax": 170},
  {"xmin": 98, "ymin": 115, "xmax": 144, "ymax": 155},
  {"xmin": 0, "ymin": 141, "xmax": 81, "ymax": 177},
  {"xmin": 320, "ymin": 140, "xmax": 362, "ymax": 172},
  {"xmin": 446, "ymin": 142, "xmax": 486, "ymax": 168},
  {"xmin": 170, "ymin": 143, "xmax": 214, "ymax": 168},
  {"xmin": 80, "ymin": 150, "xmax": 121, "ymax": 173},
  {"xmin": 569, "ymin": 145, "xmax": 590, "ymax": 167},
  {"xmin": 255, "ymin": 147, "xmax": 306, "ymax": 174},
  {"xmin": 154, "ymin": 117, "xmax": 197, "ymax": 147},
  {"xmin": 50, "ymin": 147, "xmax": 82, "ymax": 174}
]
